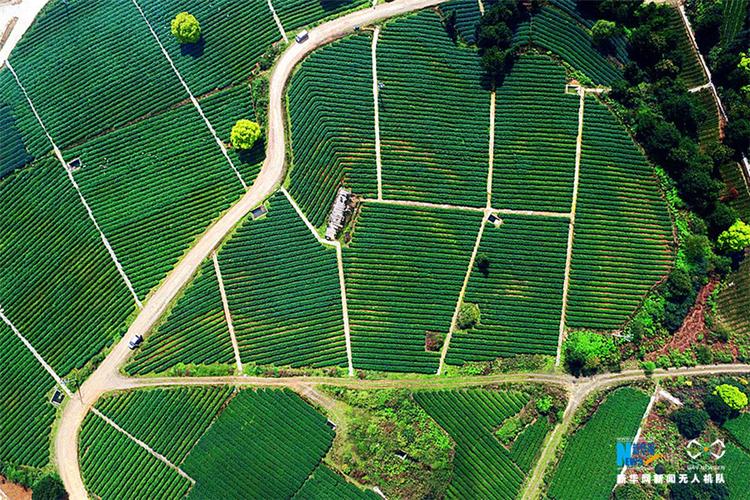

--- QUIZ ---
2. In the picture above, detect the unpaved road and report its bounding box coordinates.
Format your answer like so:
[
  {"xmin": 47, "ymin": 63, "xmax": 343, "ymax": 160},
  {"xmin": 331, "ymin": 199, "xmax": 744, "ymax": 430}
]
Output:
[{"xmin": 54, "ymin": 1, "xmax": 449, "ymax": 498}]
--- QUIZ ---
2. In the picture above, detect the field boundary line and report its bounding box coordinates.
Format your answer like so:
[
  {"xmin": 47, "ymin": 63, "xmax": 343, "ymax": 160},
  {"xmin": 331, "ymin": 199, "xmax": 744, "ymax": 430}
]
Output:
[
  {"xmin": 4, "ymin": 61, "xmax": 143, "ymax": 309},
  {"xmin": 477, "ymin": 0, "xmax": 485, "ymax": 16},
  {"xmin": 494, "ymin": 208, "xmax": 571, "ymax": 218},
  {"xmin": 361, "ymin": 198, "xmax": 571, "ymax": 218},
  {"xmin": 615, "ymin": 385, "xmax": 659, "ymax": 484},
  {"xmin": 211, "ymin": 252, "xmax": 243, "ymax": 374},
  {"xmin": 0, "ymin": 308, "xmax": 72, "ymax": 397},
  {"xmin": 486, "ymin": 91, "xmax": 495, "ymax": 208},
  {"xmin": 372, "ymin": 26, "xmax": 383, "ymax": 200},
  {"xmin": 437, "ymin": 212, "xmax": 488, "ymax": 375},
  {"xmin": 556, "ymin": 87, "xmax": 585, "ymax": 366},
  {"xmin": 335, "ymin": 244, "xmax": 355, "ymax": 376},
  {"xmin": 130, "ymin": 0, "xmax": 248, "ymax": 190},
  {"xmin": 267, "ymin": 0, "xmax": 289, "ymax": 43},
  {"xmin": 91, "ymin": 408, "xmax": 196, "ymax": 484}
]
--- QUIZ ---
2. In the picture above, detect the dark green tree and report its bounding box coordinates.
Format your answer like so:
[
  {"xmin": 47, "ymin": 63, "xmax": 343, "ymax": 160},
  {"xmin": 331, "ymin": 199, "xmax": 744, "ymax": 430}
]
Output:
[{"xmin": 670, "ymin": 407, "xmax": 708, "ymax": 439}]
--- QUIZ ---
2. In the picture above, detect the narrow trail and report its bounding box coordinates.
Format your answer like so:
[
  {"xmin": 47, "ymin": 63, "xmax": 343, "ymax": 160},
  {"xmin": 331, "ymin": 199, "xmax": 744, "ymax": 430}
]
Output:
[
  {"xmin": 361, "ymin": 197, "xmax": 571, "ymax": 218},
  {"xmin": 486, "ymin": 91, "xmax": 495, "ymax": 208},
  {"xmin": 131, "ymin": 0, "xmax": 247, "ymax": 190},
  {"xmin": 372, "ymin": 26, "xmax": 383, "ymax": 200},
  {"xmin": 4, "ymin": 61, "xmax": 143, "ymax": 309},
  {"xmin": 91, "ymin": 408, "xmax": 195, "ymax": 484},
  {"xmin": 437, "ymin": 212, "xmax": 488, "ymax": 375},
  {"xmin": 555, "ymin": 86, "xmax": 585, "ymax": 366},
  {"xmin": 0, "ymin": 309, "xmax": 72, "ymax": 397},
  {"xmin": 212, "ymin": 252, "xmax": 243, "ymax": 374},
  {"xmin": 267, "ymin": 0, "xmax": 288, "ymax": 43}
]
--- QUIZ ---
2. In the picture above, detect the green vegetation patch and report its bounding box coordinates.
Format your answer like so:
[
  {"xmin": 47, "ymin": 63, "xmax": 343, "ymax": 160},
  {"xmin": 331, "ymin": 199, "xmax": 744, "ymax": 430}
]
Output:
[{"xmin": 548, "ymin": 387, "xmax": 650, "ymax": 500}]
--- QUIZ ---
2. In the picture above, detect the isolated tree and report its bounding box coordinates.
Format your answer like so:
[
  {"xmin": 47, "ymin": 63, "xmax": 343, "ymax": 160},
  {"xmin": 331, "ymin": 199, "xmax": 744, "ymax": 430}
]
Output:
[
  {"xmin": 718, "ymin": 220, "xmax": 750, "ymax": 253},
  {"xmin": 476, "ymin": 253, "xmax": 490, "ymax": 277},
  {"xmin": 591, "ymin": 19, "xmax": 619, "ymax": 47},
  {"xmin": 714, "ymin": 384, "xmax": 748, "ymax": 410},
  {"xmin": 670, "ymin": 407, "xmax": 708, "ymax": 439},
  {"xmin": 456, "ymin": 302, "xmax": 480, "ymax": 330},
  {"xmin": 666, "ymin": 268, "xmax": 692, "ymax": 299},
  {"xmin": 564, "ymin": 330, "xmax": 619, "ymax": 376},
  {"xmin": 230, "ymin": 120, "xmax": 261, "ymax": 150},
  {"xmin": 171, "ymin": 12, "xmax": 201, "ymax": 44}
]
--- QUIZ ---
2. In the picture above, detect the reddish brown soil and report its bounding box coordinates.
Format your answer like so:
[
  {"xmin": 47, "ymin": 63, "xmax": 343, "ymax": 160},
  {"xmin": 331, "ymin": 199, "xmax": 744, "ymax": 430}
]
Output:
[
  {"xmin": 648, "ymin": 280, "xmax": 720, "ymax": 359},
  {"xmin": 0, "ymin": 476, "xmax": 31, "ymax": 500}
]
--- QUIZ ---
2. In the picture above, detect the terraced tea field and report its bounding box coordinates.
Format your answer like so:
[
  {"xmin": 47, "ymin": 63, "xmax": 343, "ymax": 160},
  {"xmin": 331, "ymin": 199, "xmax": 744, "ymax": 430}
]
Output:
[
  {"xmin": 414, "ymin": 389, "xmax": 538, "ymax": 499},
  {"xmin": 274, "ymin": 0, "xmax": 370, "ymax": 32},
  {"xmin": 345, "ymin": 203, "xmax": 480, "ymax": 373},
  {"xmin": 567, "ymin": 98, "xmax": 674, "ymax": 331},
  {"xmin": 66, "ymin": 101, "xmax": 246, "ymax": 300},
  {"xmin": 126, "ymin": 260, "xmax": 234, "ymax": 375},
  {"xmin": 378, "ymin": 11, "xmax": 489, "ymax": 207},
  {"xmin": 293, "ymin": 465, "xmax": 378, "ymax": 499},
  {"xmin": 219, "ymin": 194, "xmax": 347, "ymax": 369},
  {"xmin": 716, "ymin": 258, "xmax": 750, "ymax": 343},
  {"xmin": 288, "ymin": 33, "xmax": 377, "ymax": 227},
  {"xmin": 492, "ymin": 54, "xmax": 578, "ymax": 212},
  {"xmin": 136, "ymin": 0, "xmax": 280, "ymax": 96},
  {"xmin": 548, "ymin": 387, "xmax": 650, "ymax": 499},
  {"xmin": 446, "ymin": 215, "xmax": 568, "ymax": 364}
]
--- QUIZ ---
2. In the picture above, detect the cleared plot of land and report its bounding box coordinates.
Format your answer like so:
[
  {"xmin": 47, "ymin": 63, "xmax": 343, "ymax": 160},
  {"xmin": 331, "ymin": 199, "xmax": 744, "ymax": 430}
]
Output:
[
  {"xmin": 182, "ymin": 388, "xmax": 334, "ymax": 499},
  {"xmin": 79, "ymin": 412, "xmax": 192, "ymax": 500},
  {"xmin": 198, "ymin": 84, "xmax": 265, "ymax": 185},
  {"xmin": 66, "ymin": 102, "xmax": 245, "ymax": 300},
  {"xmin": 219, "ymin": 194, "xmax": 347, "ymax": 369},
  {"xmin": 274, "ymin": 0, "xmax": 369, "ymax": 31},
  {"xmin": 492, "ymin": 54, "xmax": 578, "ymax": 212},
  {"xmin": 126, "ymin": 260, "xmax": 234, "ymax": 375},
  {"xmin": 515, "ymin": 6, "xmax": 622, "ymax": 86},
  {"xmin": 414, "ymin": 389, "xmax": 535, "ymax": 500},
  {"xmin": 8, "ymin": 0, "xmax": 186, "ymax": 148},
  {"xmin": 0, "ymin": 68, "xmax": 46, "ymax": 173},
  {"xmin": 446, "ymin": 215, "xmax": 568, "ymax": 364},
  {"xmin": 439, "ymin": 0, "xmax": 482, "ymax": 44},
  {"xmin": 567, "ymin": 98, "xmax": 673, "ymax": 331},
  {"xmin": 664, "ymin": 6, "xmax": 707, "ymax": 88},
  {"xmin": 293, "ymin": 464, "xmax": 378, "ymax": 500},
  {"xmin": 0, "ymin": 322, "xmax": 56, "ymax": 468},
  {"xmin": 95, "ymin": 387, "xmax": 232, "ymax": 464},
  {"xmin": 345, "ymin": 204, "xmax": 480, "ymax": 373},
  {"xmin": 0, "ymin": 156, "xmax": 133, "ymax": 374},
  {"xmin": 378, "ymin": 11, "xmax": 489, "ymax": 207},
  {"xmin": 716, "ymin": 258, "xmax": 750, "ymax": 342},
  {"xmin": 288, "ymin": 34, "xmax": 376, "ymax": 227},
  {"xmin": 137, "ymin": 0, "xmax": 279, "ymax": 96},
  {"xmin": 548, "ymin": 387, "xmax": 650, "ymax": 500}
]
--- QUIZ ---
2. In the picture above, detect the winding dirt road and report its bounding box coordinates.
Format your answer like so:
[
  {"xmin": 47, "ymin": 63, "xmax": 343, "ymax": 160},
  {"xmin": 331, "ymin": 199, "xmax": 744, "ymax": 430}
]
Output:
[{"xmin": 54, "ymin": 1, "xmax": 448, "ymax": 498}]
